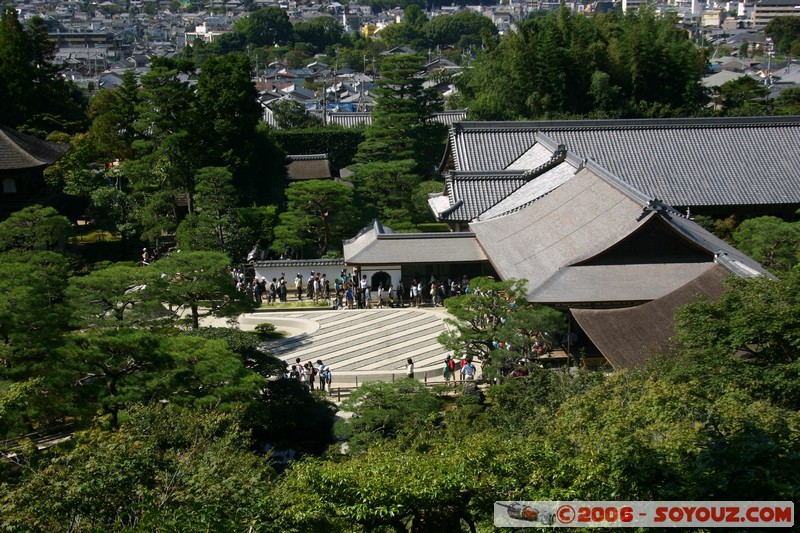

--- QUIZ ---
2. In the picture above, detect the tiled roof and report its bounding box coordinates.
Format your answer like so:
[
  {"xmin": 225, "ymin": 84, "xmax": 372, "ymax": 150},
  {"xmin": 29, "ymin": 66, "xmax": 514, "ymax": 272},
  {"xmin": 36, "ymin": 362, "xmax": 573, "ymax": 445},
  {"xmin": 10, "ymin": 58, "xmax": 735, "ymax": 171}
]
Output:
[
  {"xmin": 450, "ymin": 124, "xmax": 538, "ymax": 171},
  {"xmin": 446, "ymin": 116, "xmax": 800, "ymax": 208},
  {"xmin": 0, "ymin": 125, "xmax": 70, "ymax": 171},
  {"xmin": 343, "ymin": 220, "xmax": 487, "ymax": 265},
  {"xmin": 441, "ymin": 171, "xmax": 530, "ymax": 221},
  {"xmin": 325, "ymin": 110, "xmax": 468, "ymax": 128},
  {"xmin": 438, "ymin": 141, "xmax": 570, "ymax": 222},
  {"xmin": 477, "ymin": 160, "xmax": 576, "ymax": 221}
]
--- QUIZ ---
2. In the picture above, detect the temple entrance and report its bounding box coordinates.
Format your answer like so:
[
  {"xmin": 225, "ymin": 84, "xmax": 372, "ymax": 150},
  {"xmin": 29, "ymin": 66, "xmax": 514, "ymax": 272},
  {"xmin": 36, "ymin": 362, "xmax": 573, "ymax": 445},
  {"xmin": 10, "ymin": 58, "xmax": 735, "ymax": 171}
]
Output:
[{"xmin": 371, "ymin": 271, "xmax": 391, "ymax": 290}]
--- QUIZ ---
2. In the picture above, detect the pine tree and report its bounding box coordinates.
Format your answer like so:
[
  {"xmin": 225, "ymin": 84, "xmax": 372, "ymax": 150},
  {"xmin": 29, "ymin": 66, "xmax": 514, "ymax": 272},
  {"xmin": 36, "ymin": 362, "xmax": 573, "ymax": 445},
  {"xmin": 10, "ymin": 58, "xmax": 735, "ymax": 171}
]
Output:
[{"xmin": 352, "ymin": 54, "xmax": 445, "ymax": 227}]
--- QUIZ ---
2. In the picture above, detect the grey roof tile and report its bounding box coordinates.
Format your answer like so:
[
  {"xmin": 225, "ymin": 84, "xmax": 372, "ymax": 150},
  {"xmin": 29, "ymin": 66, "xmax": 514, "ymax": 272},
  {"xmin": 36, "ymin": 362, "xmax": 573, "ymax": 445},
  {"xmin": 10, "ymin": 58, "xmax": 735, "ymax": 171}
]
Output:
[
  {"xmin": 0, "ymin": 125, "xmax": 70, "ymax": 170},
  {"xmin": 447, "ymin": 117, "xmax": 800, "ymax": 208}
]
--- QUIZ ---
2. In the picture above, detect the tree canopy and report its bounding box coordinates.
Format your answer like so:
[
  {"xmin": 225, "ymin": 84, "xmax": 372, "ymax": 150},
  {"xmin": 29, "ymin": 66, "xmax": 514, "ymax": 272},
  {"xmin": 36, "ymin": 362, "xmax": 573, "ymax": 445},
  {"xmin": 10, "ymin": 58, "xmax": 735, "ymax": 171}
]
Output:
[
  {"xmin": 456, "ymin": 7, "xmax": 707, "ymax": 119},
  {"xmin": 0, "ymin": 8, "xmax": 85, "ymax": 132}
]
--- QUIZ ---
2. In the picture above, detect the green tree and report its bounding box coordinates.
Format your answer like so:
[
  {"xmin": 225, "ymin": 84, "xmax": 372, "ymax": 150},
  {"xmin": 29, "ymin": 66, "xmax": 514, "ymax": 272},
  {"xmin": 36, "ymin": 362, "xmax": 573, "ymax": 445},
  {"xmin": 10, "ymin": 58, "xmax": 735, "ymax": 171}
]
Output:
[
  {"xmin": 352, "ymin": 54, "xmax": 445, "ymax": 226},
  {"xmin": 457, "ymin": 7, "xmax": 706, "ymax": 120},
  {"xmin": 438, "ymin": 277, "xmax": 561, "ymax": 364},
  {"xmin": 765, "ymin": 16, "xmax": 800, "ymax": 53},
  {"xmin": 732, "ymin": 215, "xmax": 800, "ymax": 272},
  {"xmin": 0, "ymin": 251, "xmax": 70, "ymax": 385},
  {"xmin": 160, "ymin": 336, "xmax": 265, "ymax": 410},
  {"xmin": 337, "ymin": 379, "xmax": 441, "ymax": 451},
  {"xmin": 248, "ymin": 378, "xmax": 338, "ymax": 453},
  {"xmin": 85, "ymin": 69, "xmax": 140, "ymax": 162},
  {"xmin": 292, "ymin": 16, "xmax": 343, "ymax": 53},
  {"xmin": 424, "ymin": 11, "xmax": 498, "ymax": 49},
  {"xmin": 128, "ymin": 57, "xmax": 199, "ymax": 230},
  {"xmin": 271, "ymin": 179, "xmax": 355, "ymax": 257},
  {"xmin": 66, "ymin": 262, "xmax": 169, "ymax": 329},
  {"xmin": 0, "ymin": 205, "xmax": 72, "ymax": 252},
  {"xmin": 180, "ymin": 327, "xmax": 283, "ymax": 377},
  {"xmin": 194, "ymin": 54, "xmax": 261, "ymax": 173},
  {"xmin": 190, "ymin": 166, "xmax": 239, "ymax": 253},
  {"xmin": 152, "ymin": 251, "xmax": 252, "ymax": 329},
  {"xmin": 1, "ymin": 406, "xmax": 274, "ymax": 530},
  {"xmin": 234, "ymin": 6, "xmax": 293, "ymax": 47},
  {"xmin": 0, "ymin": 8, "xmax": 85, "ymax": 131},
  {"xmin": 231, "ymin": 204, "xmax": 280, "ymax": 260},
  {"xmin": 772, "ymin": 87, "xmax": 800, "ymax": 115},
  {"xmin": 61, "ymin": 328, "xmax": 169, "ymax": 426},
  {"xmin": 89, "ymin": 186, "xmax": 139, "ymax": 240},
  {"xmin": 674, "ymin": 268, "xmax": 800, "ymax": 365},
  {"xmin": 716, "ymin": 75, "xmax": 770, "ymax": 115},
  {"xmin": 271, "ymin": 99, "xmax": 323, "ymax": 129}
]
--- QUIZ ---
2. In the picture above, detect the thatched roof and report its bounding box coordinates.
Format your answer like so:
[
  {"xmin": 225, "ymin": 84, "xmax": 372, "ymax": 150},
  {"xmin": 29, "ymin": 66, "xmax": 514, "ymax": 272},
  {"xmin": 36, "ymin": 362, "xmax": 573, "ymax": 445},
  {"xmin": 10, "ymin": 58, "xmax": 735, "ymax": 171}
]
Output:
[{"xmin": 571, "ymin": 264, "xmax": 730, "ymax": 369}]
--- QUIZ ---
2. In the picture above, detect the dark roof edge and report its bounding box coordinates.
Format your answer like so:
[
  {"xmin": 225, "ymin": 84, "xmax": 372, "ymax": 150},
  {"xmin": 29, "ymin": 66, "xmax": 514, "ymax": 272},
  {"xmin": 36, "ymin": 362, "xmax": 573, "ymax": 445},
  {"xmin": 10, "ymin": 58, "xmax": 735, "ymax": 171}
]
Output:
[
  {"xmin": 451, "ymin": 115, "xmax": 800, "ymax": 131},
  {"xmin": 377, "ymin": 231, "xmax": 478, "ymax": 240},
  {"xmin": 287, "ymin": 153, "xmax": 329, "ymax": 161},
  {"xmin": 253, "ymin": 258, "xmax": 346, "ymax": 267},
  {"xmin": 449, "ymin": 170, "xmax": 528, "ymax": 178}
]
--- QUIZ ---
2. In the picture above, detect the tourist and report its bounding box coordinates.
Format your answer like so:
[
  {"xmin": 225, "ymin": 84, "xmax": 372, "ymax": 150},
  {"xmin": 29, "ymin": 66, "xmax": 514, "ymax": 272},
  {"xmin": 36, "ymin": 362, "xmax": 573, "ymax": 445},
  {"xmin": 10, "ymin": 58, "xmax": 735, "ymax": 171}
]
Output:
[
  {"xmin": 295, "ymin": 273, "xmax": 303, "ymax": 301},
  {"xmin": 461, "ymin": 358, "xmax": 476, "ymax": 381},
  {"xmin": 316, "ymin": 360, "xmax": 327, "ymax": 390},
  {"xmin": 406, "ymin": 358, "xmax": 414, "ymax": 379}
]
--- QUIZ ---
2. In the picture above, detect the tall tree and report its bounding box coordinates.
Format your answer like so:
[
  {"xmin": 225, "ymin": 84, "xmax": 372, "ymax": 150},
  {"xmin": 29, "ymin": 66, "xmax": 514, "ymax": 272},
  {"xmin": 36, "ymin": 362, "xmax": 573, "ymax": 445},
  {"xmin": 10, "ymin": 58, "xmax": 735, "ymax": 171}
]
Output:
[
  {"xmin": 186, "ymin": 166, "xmax": 239, "ymax": 253},
  {"xmin": 0, "ymin": 8, "xmax": 85, "ymax": 131},
  {"xmin": 194, "ymin": 55, "xmax": 261, "ymax": 172},
  {"xmin": 233, "ymin": 7, "xmax": 293, "ymax": 47},
  {"xmin": 128, "ymin": 58, "xmax": 199, "ymax": 218},
  {"xmin": 271, "ymin": 180, "xmax": 355, "ymax": 257},
  {"xmin": 352, "ymin": 54, "xmax": 445, "ymax": 226}
]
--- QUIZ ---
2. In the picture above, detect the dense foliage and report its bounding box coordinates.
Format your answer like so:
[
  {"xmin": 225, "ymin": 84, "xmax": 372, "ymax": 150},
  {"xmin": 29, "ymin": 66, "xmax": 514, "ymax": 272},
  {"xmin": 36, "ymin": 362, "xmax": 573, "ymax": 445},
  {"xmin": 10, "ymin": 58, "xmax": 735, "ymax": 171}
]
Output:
[
  {"xmin": 1, "ymin": 5, "xmax": 799, "ymax": 530},
  {"xmin": 352, "ymin": 54, "xmax": 448, "ymax": 229},
  {"xmin": 0, "ymin": 8, "xmax": 86, "ymax": 132},
  {"xmin": 456, "ymin": 6, "xmax": 708, "ymax": 119}
]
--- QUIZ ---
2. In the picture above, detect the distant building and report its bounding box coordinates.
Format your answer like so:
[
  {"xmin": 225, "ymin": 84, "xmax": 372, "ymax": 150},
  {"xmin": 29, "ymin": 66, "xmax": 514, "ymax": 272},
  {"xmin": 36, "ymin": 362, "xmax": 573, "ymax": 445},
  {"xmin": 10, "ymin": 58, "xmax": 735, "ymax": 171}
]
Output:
[{"xmin": 753, "ymin": 0, "xmax": 800, "ymax": 27}]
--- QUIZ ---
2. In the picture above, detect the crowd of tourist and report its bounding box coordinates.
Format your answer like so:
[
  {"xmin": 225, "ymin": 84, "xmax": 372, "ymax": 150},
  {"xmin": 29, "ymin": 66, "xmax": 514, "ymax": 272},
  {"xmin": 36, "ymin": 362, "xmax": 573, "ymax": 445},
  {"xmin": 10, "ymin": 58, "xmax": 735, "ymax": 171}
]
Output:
[
  {"xmin": 230, "ymin": 268, "xmax": 473, "ymax": 310},
  {"xmin": 285, "ymin": 357, "xmax": 333, "ymax": 393}
]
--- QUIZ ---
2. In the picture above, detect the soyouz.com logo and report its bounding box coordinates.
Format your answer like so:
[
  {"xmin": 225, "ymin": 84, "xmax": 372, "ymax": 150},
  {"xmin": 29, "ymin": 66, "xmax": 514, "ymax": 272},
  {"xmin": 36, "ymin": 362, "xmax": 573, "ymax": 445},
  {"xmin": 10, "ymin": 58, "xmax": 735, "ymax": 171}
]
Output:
[{"xmin": 494, "ymin": 501, "xmax": 794, "ymax": 528}]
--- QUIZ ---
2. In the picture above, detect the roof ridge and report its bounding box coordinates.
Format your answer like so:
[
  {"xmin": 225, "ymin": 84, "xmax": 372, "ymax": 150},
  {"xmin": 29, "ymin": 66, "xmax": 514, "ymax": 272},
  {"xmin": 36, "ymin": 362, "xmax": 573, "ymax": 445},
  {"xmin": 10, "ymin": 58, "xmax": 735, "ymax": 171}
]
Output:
[{"xmin": 451, "ymin": 115, "xmax": 800, "ymax": 132}]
